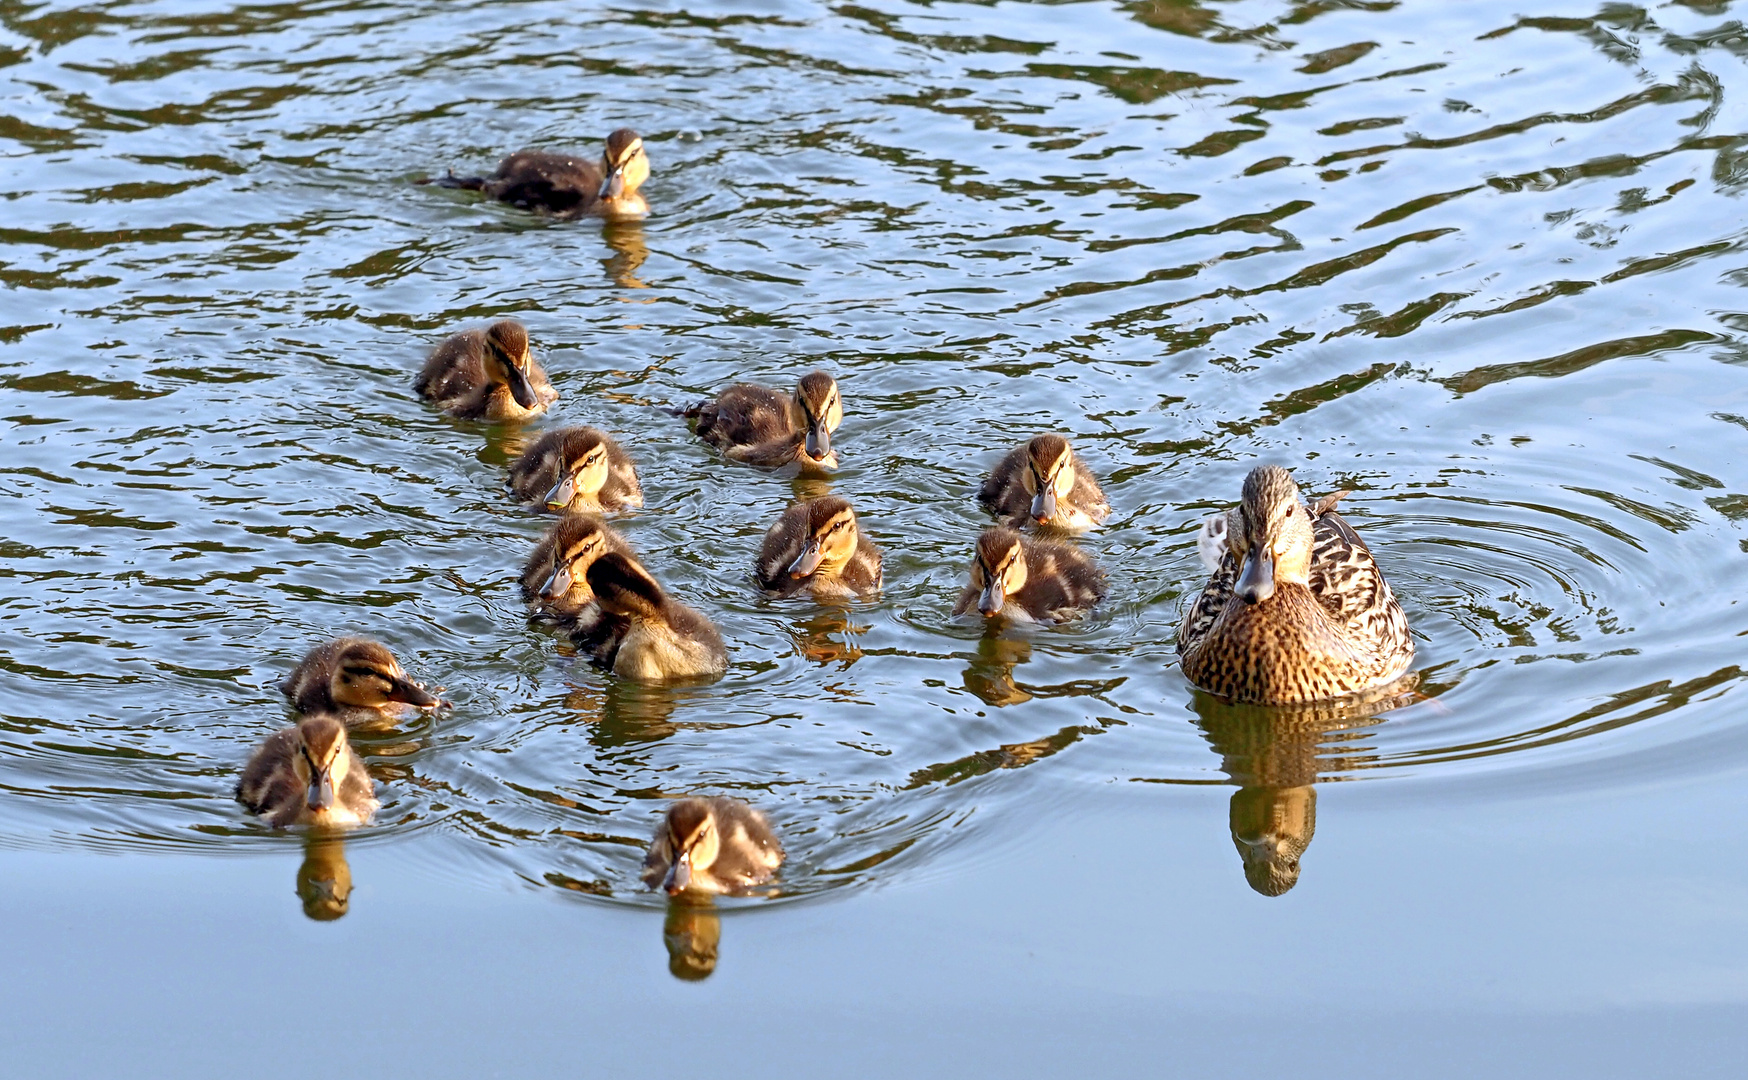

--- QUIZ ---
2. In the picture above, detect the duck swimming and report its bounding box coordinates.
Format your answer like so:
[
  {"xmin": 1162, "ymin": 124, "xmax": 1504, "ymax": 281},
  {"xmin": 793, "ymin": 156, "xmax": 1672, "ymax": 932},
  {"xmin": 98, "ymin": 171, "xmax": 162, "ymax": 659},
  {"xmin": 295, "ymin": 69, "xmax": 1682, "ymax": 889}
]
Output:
[
  {"xmin": 235, "ymin": 715, "xmax": 378, "ymax": 829},
  {"xmin": 1177, "ymin": 465, "xmax": 1414, "ymax": 704},
  {"xmin": 642, "ymin": 797, "xmax": 784, "ymax": 896},
  {"xmin": 280, "ymin": 636, "xmax": 446, "ymax": 728},
  {"xmin": 423, "ymin": 128, "xmax": 651, "ymax": 219},
  {"xmin": 980, "ymin": 434, "xmax": 1111, "ymax": 532},
  {"xmin": 414, "ymin": 319, "xmax": 557, "ymax": 421},
  {"xmin": 754, "ymin": 496, "xmax": 882, "ymax": 600},
  {"xmin": 508, "ymin": 425, "xmax": 643, "ymax": 514},
  {"xmin": 521, "ymin": 513, "xmax": 635, "ymax": 638},
  {"xmin": 582, "ymin": 552, "xmax": 728, "ymax": 682},
  {"xmin": 954, "ymin": 527, "xmax": 1106, "ymax": 623},
  {"xmin": 683, "ymin": 370, "xmax": 841, "ymax": 469}
]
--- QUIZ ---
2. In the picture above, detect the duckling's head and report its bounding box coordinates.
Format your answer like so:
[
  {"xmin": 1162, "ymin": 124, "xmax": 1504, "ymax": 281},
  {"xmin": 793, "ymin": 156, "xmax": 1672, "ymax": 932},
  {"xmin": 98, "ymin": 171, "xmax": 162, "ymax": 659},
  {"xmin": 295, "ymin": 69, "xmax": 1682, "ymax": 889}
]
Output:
[
  {"xmin": 1232, "ymin": 465, "xmax": 1314, "ymax": 605},
  {"xmin": 328, "ymin": 639, "xmax": 442, "ymax": 712},
  {"xmin": 787, "ymin": 497, "xmax": 860, "ymax": 580},
  {"xmin": 292, "ymin": 716, "xmax": 355, "ymax": 816},
  {"xmin": 969, "ymin": 527, "xmax": 1028, "ymax": 617},
  {"xmin": 484, "ymin": 319, "xmax": 540, "ymax": 411},
  {"xmin": 792, "ymin": 371, "xmax": 842, "ymax": 461},
  {"xmin": 540, "ymin": 515, "xmax": 615, "ymax": 602},
  {"xmin": 1019, "ymin": 434, "xmax": 1078, "ymax": 525},
  {"xmin": 543, "ymin": 428, "xmax": 614, "ymax": 511},
  {"xmin": 585, "ymin": 551, "xmax": 667, "ymax": 621},
  {"xmin": 660, "ymin": 798, "xmax": 721, "ymax": 895},
  {"xmin": 598, "ymin": 128, "xmax": 650, "ymax": 201}
]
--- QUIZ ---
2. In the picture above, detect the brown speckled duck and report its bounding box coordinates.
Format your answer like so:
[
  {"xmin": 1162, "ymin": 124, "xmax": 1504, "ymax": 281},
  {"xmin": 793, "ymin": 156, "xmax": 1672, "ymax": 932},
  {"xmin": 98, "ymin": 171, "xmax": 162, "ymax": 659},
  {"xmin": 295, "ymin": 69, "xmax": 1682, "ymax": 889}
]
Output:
[
  {"xmin": 1178, "ymin": 465, "xmax": 1414, "ymax": 704},
  {"xmin": 508, "ymin": 425, "xmax": 643, "ymax": 514},
  {"xmin": 683, "ymin": 370, "xmax": 841, "ymax": 469},
  {"xmin": 754, "ymin": 496, "xmax": 882, "ymax": 601},
  {"xmin": 953, "ymin": 527, "xmax": 1106, "ymax": 623},
  {"xmin": 642, "ymin": 797, "xmax": 784, "ymax": 896},
  {"xmin": 280, "ymin": 636, "xmax": 446, "ymax": 728},
  {"xmin": 582, "ymin": 552, "xmax": 728, "ymax": 682},
  {"xmin": 424, "ymin": 128, "xmax": 651, "ymax": 219},
  {"xmin": 980, "ymin": 434, "xmax": 1111, "ymax": 532},
  {"xmin": 521, "ymin": 513, "xmax": 635, "ymax": 643},
  {"xmin": 235, "ymin": 715, "xmax": 378, "ymax": 829},
  {"xmin": 414, "ymin": 320, "xmax": 557, "ymax": 421}
]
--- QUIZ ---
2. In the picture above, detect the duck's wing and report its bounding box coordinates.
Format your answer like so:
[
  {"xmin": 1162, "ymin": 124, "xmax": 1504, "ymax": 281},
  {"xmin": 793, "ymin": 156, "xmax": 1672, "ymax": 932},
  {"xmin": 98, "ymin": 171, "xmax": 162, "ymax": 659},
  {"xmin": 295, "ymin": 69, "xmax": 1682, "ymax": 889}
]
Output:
[
  {"xmin": 604, "ymin": 442, "xmax": 643, "ymax": 508},
  {"xmin": 1177, "ymin": 546, "xmax": 1237, "ymax": 654},
  {"xmin": 1020, "ymin": 542, "xmax": 1106, "ymax": 621},
  {"xmin": 977, "ymin": 445, "xmax": 1031, "ymax": 525},
  {"xmin": 413, "ymin": 332, "xmax": 484, "ymax": 403},
  {"xmin": 754, "ymin": 508, "xmax": 808, "ymax": 593},
  {"xmin": 1069, "ymin": 461, "xmax": 1111, "ymax": 524},
  {"xmin": 844, "ymin": 533, "xmax": 883, "ymax": 596},
  {"xmin": 1309, "ymin": 501, "xmax": 1412, "ymax": 669},
  {"xmin": 695, "ymin": 384, "xmax": 790, "ymax": 449},
  {"xmin": 484, "ymin": 151, "xmax": 600, "ymax": 215},
  {"xmin": 709, "ymin": 799, "xmax": 783, "ymax": 888}
]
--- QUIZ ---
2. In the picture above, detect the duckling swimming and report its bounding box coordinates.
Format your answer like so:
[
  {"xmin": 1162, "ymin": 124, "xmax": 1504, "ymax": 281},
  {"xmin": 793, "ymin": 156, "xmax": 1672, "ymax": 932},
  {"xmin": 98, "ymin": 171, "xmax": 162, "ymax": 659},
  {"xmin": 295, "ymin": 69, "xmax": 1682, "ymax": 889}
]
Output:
[
  {"xmin": 954, "ymin": 527, "xmax": 1106, "ymax": 623},
  {"xmin": 683, "ymin": 370, "xmax": 841, "ymax": 469},
  {"xmin": 508, "ymin": 425, "xmax": 643, "ymax": 514},
  {"xmin": 521, "ymin": 513, "xmax": 635, "ymax": 638},
  {"xmin": 423, "ymin": 128, "xmax": 651, "ymax": 219},
  {"xmin": 582, "ymin": 552, "xmax": 728, "ymax": 682},
  {"xmin": 755, "ymin": 496, "xmax": 882, "ymax": 600},
  {"xmin": 235, "ymin": 715, "xmax": 378, "ymax": 829},
  {"xmin": 280, "ymin": 636, "xmax": 446, "ymax": 728},
  {"xmin": 414, "ymin": 319, "xmax": 557, "ymax": 421},
  {"xmin": 1178, "ymin": 465, "xmax": 1414, "ymax": 704},
  {"xmin": 642, "ymin": 797, "xmax": 784, "ymax": 896},
  {"xmin": 980, "ymin": 434, "xmax": 1111, "ymax": 532}
]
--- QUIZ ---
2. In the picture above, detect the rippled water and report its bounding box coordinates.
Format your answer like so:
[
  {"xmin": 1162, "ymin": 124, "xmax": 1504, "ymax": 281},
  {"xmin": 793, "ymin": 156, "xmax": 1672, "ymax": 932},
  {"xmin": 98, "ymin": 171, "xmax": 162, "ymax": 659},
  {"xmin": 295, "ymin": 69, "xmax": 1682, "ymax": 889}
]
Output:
[{"xmin": 4, "ymin": 0, "xmax": 1748, "ymax": 956}]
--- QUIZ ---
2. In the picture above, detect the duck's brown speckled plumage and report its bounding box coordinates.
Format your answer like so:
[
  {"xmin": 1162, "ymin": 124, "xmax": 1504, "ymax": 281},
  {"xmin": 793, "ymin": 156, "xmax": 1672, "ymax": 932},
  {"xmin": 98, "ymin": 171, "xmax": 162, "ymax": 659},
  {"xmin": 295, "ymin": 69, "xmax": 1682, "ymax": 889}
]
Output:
[
  {"xmin": 580, "ymin": 552, "xmax": 728, "ymax": 682},
  {"xmin": 520, "ymin": 515, "xmax": 637, "ymax": 651},
  {"xmin": 755, "ymin": 496, "xmax": 882, "ymax": 600},
  {"xmin": 423, "ymin": 128, "xmax": 651, "ymax": 219},
  {"xmin": 979, "ymin": 434, "xmax": 1110, "ymax": 532},
  {"xmin": 279, "ymin": 636, "xmax": 445, "ymax": 728},
  {"xmin": 953, "ymin": 527, "xmax": 1106, "ymax": 623},
  {"xmin": 1178, "ymin": 465, "xmax": 1413, "ymax": 704},
  {"xmin": 508, "ymin": 426, "xmax": 643, "ymax": 514},
  {"xmin": 641, "ymin": 796, "xmax": 784, "ymax": 896},
  {"xmin": 235, "ymin": 715, "xmax": 378, "ymax": 829},
  {"xmin": 414, "ymin": 320, "xmax": 557, "ymax": 421},
  {"xmin": 684, "ymin": 370, "xmax": 841, "ymax": 470}
]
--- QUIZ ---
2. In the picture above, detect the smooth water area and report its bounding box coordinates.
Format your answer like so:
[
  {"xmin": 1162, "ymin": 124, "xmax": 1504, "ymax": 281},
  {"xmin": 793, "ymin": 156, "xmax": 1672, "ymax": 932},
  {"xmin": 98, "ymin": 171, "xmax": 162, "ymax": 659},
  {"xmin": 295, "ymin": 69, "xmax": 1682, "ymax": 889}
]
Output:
[{"xmin": 3, "ymin": 0, "xmax": 1748, "ymax": 1071}]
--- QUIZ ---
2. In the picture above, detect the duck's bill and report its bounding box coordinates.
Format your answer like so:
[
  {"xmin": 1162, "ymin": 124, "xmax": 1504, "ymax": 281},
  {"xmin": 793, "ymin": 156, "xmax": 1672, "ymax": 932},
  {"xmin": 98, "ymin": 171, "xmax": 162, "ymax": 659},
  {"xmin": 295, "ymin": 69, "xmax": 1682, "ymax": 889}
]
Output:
[
  {"xmin": 306, "ymin": 771, "xmax": 335, "ymax": 812},
  {"xmin": 978, "ymin": 580, "xmax": 1006, "ymax": 617},
  {"xmin": 599, "ymin": 166, "xmax": 626, "ymax": 201},
  {"xmin": 542, "ymin": 565, "xmax": 574, "ymax": 600},
  {"xmin": 664, "ymin": 853, "xmax": 692, "ymax": 895},
  {"xmin": 804, "ymin": 422, "xmax": 831, "ymax": 461},
  {"xmin": 787, "ymin": 539, "xmax": 825, "ymax": 578},
  {"xmin": 389, "ymin": 677, "xmax": 442, "ymax": 710},
  {"xmin": 1030, "ymin": 487, "xmax": 1058, "ymax": 524},
  {"xmin": 543, "ymin": 475, "xmax": 577, "ymax": 510},
  {"xmin": 1235, "ymin": 551, "xmax": 1276, "ymax": 604},
  {"xmin": 504, "ymin": 363, "xmax": 539, "ymax": 410}
]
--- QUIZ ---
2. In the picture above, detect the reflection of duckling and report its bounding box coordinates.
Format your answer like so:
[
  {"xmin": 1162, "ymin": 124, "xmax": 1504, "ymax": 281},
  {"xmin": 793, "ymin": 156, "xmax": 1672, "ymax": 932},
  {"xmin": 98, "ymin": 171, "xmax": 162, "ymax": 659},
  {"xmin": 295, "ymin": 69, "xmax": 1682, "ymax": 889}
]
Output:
[
  {"xmin": 1178, "ymin": 465, "xmax": 1414, "ymax": 704},
  {"xmin": 980, "ymin": 434, "xmax": 1110, "ymax": 532},
  {"xmin": 755, "ymin": 496, "xmax": 882, "ymax": 600},
  {"xmin": 662, "ymin": 900, "xmax": 722, "ymax": 981},
  {"xmin": 642, "ymin": 797, "xmax": 783, "ymax": 895},
  {"xmin": 235, "ymin": 715, "xmax": 377, "ymax": 828},
  {"xmin": 583, "ymin": 553, "xmax": 728, "ymax": 682},
  {"xmin": 521, "ymin": 515, "xmax": 636, "ymax": 633},
  {"xmin": 954, "ymin": 527, "xmax": 1106, "ymax": 623},
  {"xmin": 424, "ymin": 128, "xmax": 651, "ymax": 219},
  {"xmin": 684, "ymin": 371, "xmax": 841, "ymax": 469},
  {"xmin": 508, "ymin": 425, "xmax": 643, "ymax": 513},
  {"xmin": 296, "ymin": 835, "xmax": 353, "ymax": 921},
  {"xmin": 414, "ymin": 320, "xmax": 557, "ymax": 421},
  {"xmin": 280, "ymin": 636, "xmax": 446, "ymax": 728}
]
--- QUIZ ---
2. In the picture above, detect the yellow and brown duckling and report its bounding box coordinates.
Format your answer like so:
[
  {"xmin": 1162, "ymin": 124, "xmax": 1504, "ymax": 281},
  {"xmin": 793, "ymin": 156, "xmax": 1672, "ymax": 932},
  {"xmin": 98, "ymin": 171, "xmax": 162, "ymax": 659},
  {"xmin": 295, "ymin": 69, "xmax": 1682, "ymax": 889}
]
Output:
[
  {"xmin": 980, "ymin": 434, "xmax": 1111, "ymax": 532},
  {"xmin": 683, "ymin": 370, "xmax": 841, "ymax": 469},
  {"xmin": 508, "ymin": 425, "xmax": 643, "ymax": 514},
  {"xmin": 642, "ymin": 797, "xmax": 784, "ymax": 896},
  {"xmin": 581, "ymin": 552, "xmax": 728, "ymax": 682},
  {"xmin": 235, "ymin": 715, "xmax": 378, "ymax": 829},
  {"xmin": 1177, "ymin": 465, "xmax": 1414, "ymax": 704},
  {"xmin": 424, "ymin": 128, "xmax": 651, "ymax": 219},
  {"xmin": 954, "ymin": 527, "xmax": 1107, "ymax": 623},
  {"xmin": 280, "ymin": 636, "xmax": 447, "ymax": 728},
  {"xmin": 521, "ymin": 514, "xmax": 635, "ymax": 631},
  {"xmin": 755, "ymin": 496, "xmax": 882, "ymax": 600},
  {"xmin": 414, "ymin": 319, "xmax": 557, "ymax": 421}
]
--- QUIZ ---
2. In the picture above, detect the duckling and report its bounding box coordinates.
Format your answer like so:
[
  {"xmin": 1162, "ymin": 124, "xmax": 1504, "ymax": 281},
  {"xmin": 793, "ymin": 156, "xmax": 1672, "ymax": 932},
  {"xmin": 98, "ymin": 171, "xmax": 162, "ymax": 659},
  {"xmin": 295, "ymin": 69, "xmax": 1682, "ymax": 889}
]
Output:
[
  {"xmin": 582, "ymin": 552, "xmax": 728, "ymax": 682},
  {"xmin": 508, "ymin": 425, "xmax": 643, "ymax": 514},
  {"xmin": 980, "ymin": 434, "xmax": 1111, "ymax": 532},
  {"xmin": 423, "ymin": 128, "xmax": 651, "ymax": 219},
  {"xmin": 414, "ymin": 319, "xmax": 557, "ymax": 421},
  {"xmin": 1177, "ymin": 465, "xmax": 1414, "ymax": 704},
  {"xmin": 521, "ymin": 514, "xmax": 635, "ymax": 642},
  {"xmin": 279, "ymin": 636, "xmax": 446, "ymax": 728},
  {"xmin": 642, "ymin": 797, "xmax": 784, "ymax": 896},
  {"xmin": 953, "ymin": 527, "xmax": 1107, "ymax": 623},
  {"xmin": 755, "ymin": 496, "xmax": 882, "ymax": 600},
  {"xmin": 235, "ymin": 715, "xmax": 378, "ymax": 829},
  {"xmin": 683, "ymin": 370, "xmax": 841, "ymax": 469}
]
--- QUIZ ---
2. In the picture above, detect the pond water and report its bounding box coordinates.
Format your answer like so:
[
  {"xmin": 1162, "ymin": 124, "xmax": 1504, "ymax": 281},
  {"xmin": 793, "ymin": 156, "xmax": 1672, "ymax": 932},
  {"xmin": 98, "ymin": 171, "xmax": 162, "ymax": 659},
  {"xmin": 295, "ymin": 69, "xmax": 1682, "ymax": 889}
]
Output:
[{"xmin": 3, "ymin": 0, "xmax": 1748, "ymax": 1072}]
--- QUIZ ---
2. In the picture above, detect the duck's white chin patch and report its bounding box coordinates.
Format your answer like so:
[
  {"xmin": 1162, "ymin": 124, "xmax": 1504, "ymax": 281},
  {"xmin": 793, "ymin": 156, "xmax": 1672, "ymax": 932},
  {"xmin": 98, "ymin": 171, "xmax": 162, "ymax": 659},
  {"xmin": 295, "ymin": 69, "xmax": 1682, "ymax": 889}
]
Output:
[{"xmin": 1195, "ymin": 512, "xmax": 1229, "ymax": 572}]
